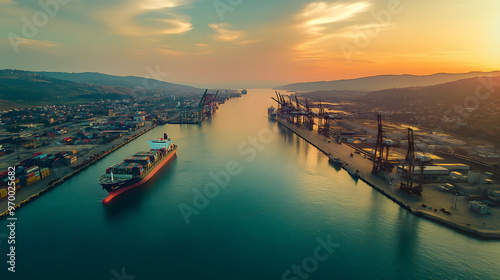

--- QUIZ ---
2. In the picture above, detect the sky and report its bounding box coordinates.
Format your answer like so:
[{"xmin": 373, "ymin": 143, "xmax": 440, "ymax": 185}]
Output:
[{"xmin": 0, "ymin": 0, "xmax": 499, "ymax": 87}]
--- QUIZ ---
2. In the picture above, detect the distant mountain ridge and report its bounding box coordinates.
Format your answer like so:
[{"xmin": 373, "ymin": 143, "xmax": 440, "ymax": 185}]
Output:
[
  {"xmin": 276, "ymin": 71, "xmax": 500, "ymax": 92},
  {"xmin": 186, "ymin": 80, "xmax": 289, "ymax": 89},
  {"xmin": 0, "ymin": 70, "xmax": 128, "ymax": 106},
  {"xmin": 0, "ymin": 69, "xmax": 204, "ymax": 107},
  {"xmin": 35, "ymin": 71, "xmax": 202, "ymax": 94},
  {"xmin": 355, "ymin": 75, "xmax": 500, "ymax": 109}
]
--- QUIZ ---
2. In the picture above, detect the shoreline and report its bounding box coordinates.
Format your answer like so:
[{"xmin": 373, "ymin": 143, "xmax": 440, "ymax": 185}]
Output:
[
  {"xmin": 0, "ymin": 123, "xmax": 158, "ymax": 218},
  {"xmin": 276, "ymin": 117, "xmax": 500, "ymax": 239}
]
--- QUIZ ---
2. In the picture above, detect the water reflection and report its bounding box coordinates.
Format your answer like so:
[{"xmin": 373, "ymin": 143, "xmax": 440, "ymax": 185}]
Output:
[
  {"xmin": 104, "ymin": 157, "xmax": 177, "ymax": 220},
  {"xmin": 394, "ymin": 208, "xmax": 420, "ymax": 278}
]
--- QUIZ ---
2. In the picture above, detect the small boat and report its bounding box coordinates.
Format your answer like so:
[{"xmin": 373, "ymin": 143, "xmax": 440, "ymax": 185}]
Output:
[
  {"xmin": 347, "ymin": 168, "xmax": 360, "ymax": 180},
  {"xmin": 328, "ymin": 157, "xmax": 342, "ymax": 165}
]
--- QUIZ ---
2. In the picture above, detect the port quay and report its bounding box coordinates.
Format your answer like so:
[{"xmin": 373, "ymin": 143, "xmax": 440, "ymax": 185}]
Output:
[
  {"xmin": 0, "ymin": 123, "xmax": 158, "ymax": 217},
  {"xmin": 275, "ymin": 116, "xmax": 500, "ymax": 239},
  {"xmin": 0, "ymin": 89, "xmax": 499, "ymax": 279}
]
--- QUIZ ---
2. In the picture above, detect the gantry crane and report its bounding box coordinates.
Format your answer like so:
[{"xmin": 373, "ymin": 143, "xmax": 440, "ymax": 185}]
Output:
[
  {"xmin": 203, "ymin": 90, "xmax": 218, "ymax": 115},
  {"xmin": 304, "ymin": 98, "xmax": 315, "ymax": 130},
  {"xmin": 372, "ymin": 114, "xmax": 395, "ymax": 173},
  {"xmin": 399, "ymin": 128, "xmax": 431, "ymax": 196},
  {"xmin": 317, "ymin": 100, "xmax": 331, "ymax": 137}
]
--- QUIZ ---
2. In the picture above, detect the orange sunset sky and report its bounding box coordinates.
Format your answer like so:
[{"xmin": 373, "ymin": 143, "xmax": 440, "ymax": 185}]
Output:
[{"xmin": 1, "ymin": 0, "xmax": 499, "ymax": 87}]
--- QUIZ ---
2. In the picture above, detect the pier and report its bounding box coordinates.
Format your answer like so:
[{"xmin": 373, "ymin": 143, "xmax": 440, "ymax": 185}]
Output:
[
  {"xmin": 276, "ymin": 116, "xmax": 500, "ymax": 239},
  {"xmin": 0, "ymin": 123, "xmax": 159, "ymax": 217}
]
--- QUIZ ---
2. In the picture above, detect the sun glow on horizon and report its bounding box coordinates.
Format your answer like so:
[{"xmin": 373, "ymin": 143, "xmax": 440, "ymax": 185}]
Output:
[{"xmin": 0, "ymin": 0, "xmax": 498, "ymax": 84}]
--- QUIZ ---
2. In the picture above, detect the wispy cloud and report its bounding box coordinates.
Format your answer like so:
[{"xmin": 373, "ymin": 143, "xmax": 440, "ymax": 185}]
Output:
[
  {"xmin": 295, "ymin": 1, "xmax": 372, "ymax": 61},
  {"xmin": 8, "ymin": 38, "xmax": 60, "ymax": 48},
  {"xmin": 237, "ymin": 40, "xmax": 258, "ymax": 45},
  {"xmin": 208, "ymin": 23, "xmax": 242, "ymax": 41},
  {"xmin": 193, "ymin": 43, "xmax": 211, "ymax": 55},
  {"xmin": 131, "ymin": 43, "xmax": 211, "ymax": 56},
  {"xmin": 96, "ymin": 0, "xmax": 193, "ymax": 36},
  {"xmin": 298, "ymin": 1, "xmax": 371, "ymax": 30},
  {"xmin": 152, "ymin": 46, "xmax": 186, "ymax": 56}
]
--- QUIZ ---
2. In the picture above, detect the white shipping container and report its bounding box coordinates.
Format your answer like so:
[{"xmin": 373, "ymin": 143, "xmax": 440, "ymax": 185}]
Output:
[
  {"xmin": 414, "ymin": 166, "xmax": 450, "ymax": 175},
  {"xmin": 437, "ymin": 164, "xmax": 470, "ymax": 171}
]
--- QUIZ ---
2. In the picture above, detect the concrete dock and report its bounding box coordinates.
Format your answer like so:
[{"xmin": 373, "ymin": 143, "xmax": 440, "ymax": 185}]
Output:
[
  {"xmin": 0, "ymin": 123, "xmax": 158, "ymax": 217},
  {"xmin": 277, "ymin": 117, "xmax": 500, "ymax": 239}
]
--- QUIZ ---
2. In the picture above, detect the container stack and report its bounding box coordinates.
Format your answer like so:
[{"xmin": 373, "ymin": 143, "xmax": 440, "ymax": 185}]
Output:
[
  {"xmin": 125, "ymin": 156, "xmax": 151, "ymax": 168},
  {"xmin": 106, "ymin": 162, "xmax": 144, "ymax": 176},
  {"xmin": 64, "ymin": 155, "xmax": 77, "ymax": 165},
  {"xmin": 40, "ymin": 168, "xmax": 50, "ymax": 179},
  {"xmin": 0, "ymin": 188, "xmax": 7, "ymax": 199},
  {"xmin": 134, "ymin": 150, "xmax": 160, "ymax": 163}
]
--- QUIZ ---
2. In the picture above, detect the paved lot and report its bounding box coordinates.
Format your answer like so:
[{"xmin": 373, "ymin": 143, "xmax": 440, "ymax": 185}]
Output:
[{"xmin": 278, "ymin": 118, "xmax": 500, "ymax": 235}]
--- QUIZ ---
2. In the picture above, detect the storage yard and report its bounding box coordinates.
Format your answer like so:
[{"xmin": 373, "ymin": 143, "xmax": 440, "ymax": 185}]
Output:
[
  {"xmin": 0, "ymin": 121, "xmax": 156, "ymax": 215},
  {"xmin": 273, "ymin": 92, "xmax": 500, "ymax": 238}
]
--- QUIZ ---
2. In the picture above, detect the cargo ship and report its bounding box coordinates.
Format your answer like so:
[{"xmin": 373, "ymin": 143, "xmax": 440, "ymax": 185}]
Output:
[
  {"xmin": 268, "ymin": 106, "xmax": 277, "ymax": 120},
  {"xmin": 98, "ymin": 133, "xmax": 177, "ymax": 204}
]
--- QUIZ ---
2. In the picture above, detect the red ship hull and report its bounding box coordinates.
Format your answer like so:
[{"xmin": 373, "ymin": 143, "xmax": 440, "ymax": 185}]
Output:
[{"xmin": 102, "ymin": 147, "xmax": 177, "ymax": 204}]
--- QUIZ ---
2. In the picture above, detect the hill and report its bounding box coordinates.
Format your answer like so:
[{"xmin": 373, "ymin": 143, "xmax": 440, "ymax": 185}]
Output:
[
  {"xmin": 276, "ymin": 71, "xmax": 500, "ymax": 92},
  {"xmin": 0, "ymin": 70, "xmax": 129, "ymax": 106},
  {"xmin": 0, "ymin": 70, "xmax": 204, "ymax": 107},
  {"xmin": 356, "ymin": 75, "xmax": 500, "ymax": 109},
  {"xmin": 36, "ymin": 71, "xmax": 201, "ymax": 95}
]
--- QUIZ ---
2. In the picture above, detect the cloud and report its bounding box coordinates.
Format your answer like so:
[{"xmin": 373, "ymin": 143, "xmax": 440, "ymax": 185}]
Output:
[
  {"xmin": 141, "ymin": 0, "xmax": 189, "ymax": 10},
  {"xmin": 96, "ymin": 0, "xmax": 193, "ymax": 36},
  {"xmin": 299, "ymin": 1, "xmax": 371, "ymax": 30},
  {"xmin": 131, "ymin": 43, "xmax": 211, "ymax": 56},
  {"xmin": 151, "ymin": 47, "xmax": 186, "ymax": 56},
  {"xmin": 237, "ymin": 40, "xmax": 258, "ymax": 45},
  {"xmin": 295, "ymin": 1, "xmax": 372, "ymax": 61},
  {"xmin": 193, "ymin": 43, "xmax": 211, "ymax": 55},
  {"xmin": 8, "ymin": 38, "xmax": 60, "ymax": 48},
  {"xmin": 208, "ymin": 23, "xmax": 242, "ymax": 41}
]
